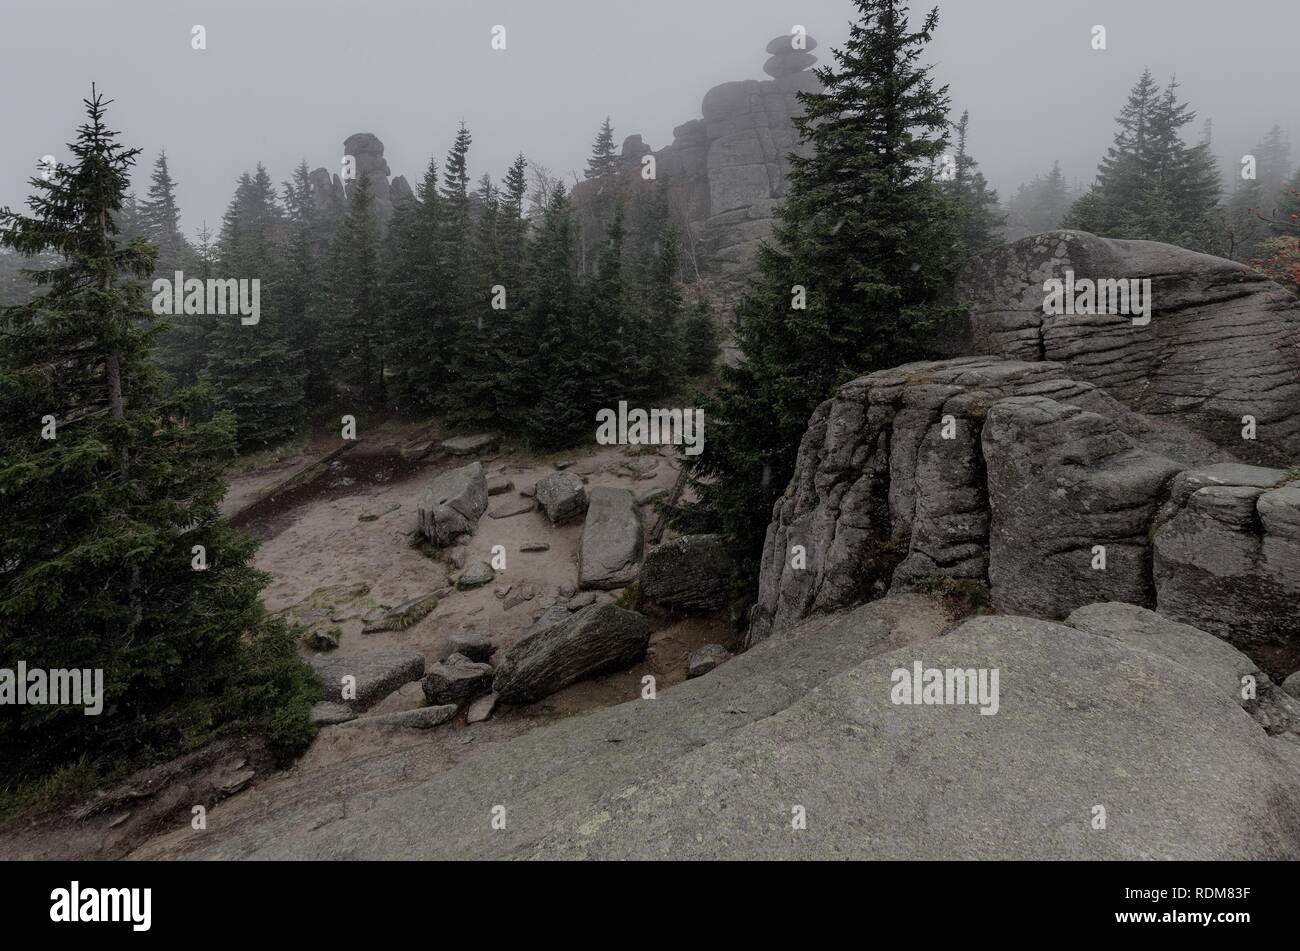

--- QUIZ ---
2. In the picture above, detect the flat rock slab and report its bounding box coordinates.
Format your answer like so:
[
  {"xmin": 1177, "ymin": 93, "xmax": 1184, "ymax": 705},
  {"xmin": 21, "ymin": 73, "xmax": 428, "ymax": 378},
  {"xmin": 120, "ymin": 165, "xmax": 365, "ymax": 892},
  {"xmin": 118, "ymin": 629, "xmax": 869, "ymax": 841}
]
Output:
[
  {"xmin": 578, "ymin": 487, "xmax": 644, "ymax": 590},
  {"xmin": 493, "ymin": 603, "xmax": 651, "ymax": 704},
  {"xmin": 440, "ymin": 434, "xmax": 499, "ymax": 456},
  {"xmin": 309, "ymin": 652, "xmax": 426, "ymax": 713},
  {"xmin": 534, "ymin": 471, "xmax": 588, "ymax": 524},
  {"xmin": 417, "ymin": 462, "xmax": 487, "ymax": 546},
  {"xmin": 486, "ymin": 474, "xmax": 514, "ymax": 496},
  {"xmin": 340, "ymin": 705, "xmax": 458, "ymax": 730},
  {"xmin": 489, "ymin": 497, "xmax": 535, "ymax": 519},
  {"xmin": 309, "ymin": 701, "xmax": 356, "ymax": 725}
]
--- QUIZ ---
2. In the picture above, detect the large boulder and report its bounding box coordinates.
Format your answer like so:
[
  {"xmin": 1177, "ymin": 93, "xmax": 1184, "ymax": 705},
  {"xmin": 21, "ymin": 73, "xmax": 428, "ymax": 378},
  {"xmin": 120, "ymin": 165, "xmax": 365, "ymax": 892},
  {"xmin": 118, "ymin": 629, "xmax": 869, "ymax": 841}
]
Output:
[
  {"xmin": 578, "ymin": 487, "xmax": 644, "ymax": 590},
  {"xmin": 1153, "ymin": 464, "xmax": 1300, "ymax": 649},
  {"xmin": 750, "ymin": 356, "xmax": 1227, "ymax": 644},
  {"xmin": 954, "ymin": 230, "xmax": 1300, "ymax": 464},
  {"xmin": 640, "ymin": 534, "xmax": 731, "ymax": 612},
  {"xmin": 534, "ymin": 471, "xmax": 588, "ymax": 524},
  {"xmin": 154, "ymin": 595, "xmax": 1300, "ymax": 860},
  {"xmin": 417, "ymin": 462, "xmax": 487, "ymax": 546},
  {"xmin": 982, "ymin": 395, "xmax": 1182, "ymax": 616},
  {"xmin": 492, "ymin": 603, "xmax": 651, "ymax": 704}
]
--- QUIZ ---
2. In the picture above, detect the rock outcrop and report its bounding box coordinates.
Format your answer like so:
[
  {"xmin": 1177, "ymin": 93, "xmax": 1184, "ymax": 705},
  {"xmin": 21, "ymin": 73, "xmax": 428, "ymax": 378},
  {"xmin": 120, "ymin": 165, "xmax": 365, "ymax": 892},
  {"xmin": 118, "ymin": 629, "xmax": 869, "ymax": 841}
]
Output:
[
  {"xmin": 422, "ymin": 653, "xmax": 495, "ymax": 708},
  {"xmin": 308, "ymin": 133, "xmax": 411, "ymax": 232},
  {"xmin": 1153, "ymin": 464, "xmax": 1300, "ymax": 649},
  {"xmin": 578, "ymin": 487, "xmax": 643, "ymax": 590},
  {"xmin": 492, "ymin": 603, "xmax": 651, "ymax": 704},
  {"xmin": 417, "ymin": 462, "xmax": 487, "ymax": 547},
  {"xmin": 148, "ymin": 595, "xmax": 1300, "ymax": 860},
  {"xmin": 750, "ymin": 356, "xmax": 1249, "ymax": 643},
  {"xmin": 954, "ymin": 230, "xmax": 1300, "ymax": 464}
]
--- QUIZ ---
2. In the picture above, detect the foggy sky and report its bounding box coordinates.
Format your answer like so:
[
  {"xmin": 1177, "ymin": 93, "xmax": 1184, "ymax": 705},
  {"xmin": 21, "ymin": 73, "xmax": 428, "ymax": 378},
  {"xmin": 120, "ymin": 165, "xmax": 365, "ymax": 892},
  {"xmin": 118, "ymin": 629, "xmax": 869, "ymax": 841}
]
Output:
[{"xmin": 2, "ymin": 0, "xmax": 1297, "ymax": 236}]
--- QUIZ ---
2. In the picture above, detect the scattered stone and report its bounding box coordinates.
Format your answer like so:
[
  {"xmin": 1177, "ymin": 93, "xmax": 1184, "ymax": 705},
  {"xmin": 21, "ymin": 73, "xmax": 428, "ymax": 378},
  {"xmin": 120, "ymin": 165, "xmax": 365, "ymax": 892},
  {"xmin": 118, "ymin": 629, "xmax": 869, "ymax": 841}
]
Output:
[
  {"xmin": 493, "ymin": 604, "xmax": 652, "ymax": 704},
  {"xmin": 306, "ymin": 627, "xmax": 341, "ymax": 651},
  {"xmin": 439, "ymin": 632, "xmax": 495, "ymax": 664},
  {"xmin": 440, "ymin": 434, "xmax": 499, "ymax": 457},
  {"xmin": 359, "ymin": 501, "xmax": 402, "ymax": 522},
  {"xmin": 330, "ymin": 597, "xmax": 381, "ymax": 623},
  {"xmin": 363, "ymin": 592, "xmax": 439, "ymax": 633},
  {"xmin": 534, "ymin": 471, "xmax": 588, "ymax": 524},
  {"xmin": 343, "ymin": 705, "xmax": 458, "ymax": 730},
  {"xmin": 557, "ymin": 583, "xmax": 576, "ymax": 598},
  {"xmin": 554, "ymin": 460, "xmax": 575, "ymax": 470},
  {"xmin": 486, "ymin": 473, "xmax": 514, "ymax": 496},
  {"xmin": 687, "ymin": 644, "xmax": 733, "ymax": 678},
  {"xmin": 417, "ymin": 462, "xmax": 488, "ymax": 546},
  {"xmin": 455, "ymin": 561, "xmax": 495, "ymax": 589},
  {"xmin": 219, "ymin": 768, "xmax": 257, "ymax": 796},
  {"xmin": 446, "ymin": 546, "xmax": 469, "ymax": 570},
  {"xmin": 566, "ymin": 592, "xmax": 598, "ymax": 610},
  {"xmin": 423, "ymin": 653, "xmax": 495, "ymax": 707},
  {"xmin": 503, "ymin": 582, "xmax": 538, "ymax": 611},
  {"xmin": 310, "ymin": 701, "xmax": 356, "ymax": 725},
  {"xmin": 466, "ymin": 693, "xmax": 498, "ymax": 724},
  {"xmin": 520, "ymin": 541, "xmax": 550, "ymax": 552},
  {"xmin": 579, "ymin": 487, "xmax": 644, "ymax": 590},
  {"xmin": 309, "ymin": 652, "xmax": 425, "ymax": 712},
  {"xmin": 641, "ymin": 534, "xmax": 731, "ymax": 612},
  {"xmin": 519, "ymin": 485, "xmax": 536, "ymax": 499},
  {"xmin": 489, "ymin": 497, "xmax": 535, "ymax": 519}
]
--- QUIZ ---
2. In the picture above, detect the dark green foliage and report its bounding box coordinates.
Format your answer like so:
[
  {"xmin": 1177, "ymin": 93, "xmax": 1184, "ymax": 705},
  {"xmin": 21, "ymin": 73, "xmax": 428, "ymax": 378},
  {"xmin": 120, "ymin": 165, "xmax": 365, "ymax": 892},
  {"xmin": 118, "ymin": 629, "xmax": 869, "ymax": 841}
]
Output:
[
  {"xmin": 942, "ymin": 110, "xmax": 1005, "ymax": 260},
  {"xmin": 672, "ymin": 0, "xmax": 963, "ymax": 593},
  {"xmin": 203, "ymin": 164, "xmax": 307, "ymax": 449},
  {"xmin": 324, "ymin": 175, "xmax": 385, "ymax": 410},
  {"xmin": 682, "ymin": 295, "xmax": 720, "ymax": 376},
  {"xmin": 0, "ymin": 90, "xmax": 314, "ymax": 793},
  {"xmin": 1064, "ymin": 71, "xmax": 1223, "ymax": 252}
]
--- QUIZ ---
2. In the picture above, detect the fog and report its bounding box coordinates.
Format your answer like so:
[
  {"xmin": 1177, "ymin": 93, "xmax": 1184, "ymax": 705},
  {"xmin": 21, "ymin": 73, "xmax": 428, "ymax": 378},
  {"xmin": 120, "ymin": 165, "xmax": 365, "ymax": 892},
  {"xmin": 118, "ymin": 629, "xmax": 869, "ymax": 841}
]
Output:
[{"xmin": 1, "ymin": 0, "xmax": 1296, "ymax": 232}]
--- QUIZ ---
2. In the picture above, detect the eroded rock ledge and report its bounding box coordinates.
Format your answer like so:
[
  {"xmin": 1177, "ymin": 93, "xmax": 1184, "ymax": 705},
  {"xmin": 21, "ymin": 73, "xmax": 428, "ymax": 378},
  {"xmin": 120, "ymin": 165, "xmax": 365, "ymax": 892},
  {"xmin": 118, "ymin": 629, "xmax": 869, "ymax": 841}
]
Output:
[{"xmin": 751, "ymin": 356, "xmax": 1298, "ymax": 650}]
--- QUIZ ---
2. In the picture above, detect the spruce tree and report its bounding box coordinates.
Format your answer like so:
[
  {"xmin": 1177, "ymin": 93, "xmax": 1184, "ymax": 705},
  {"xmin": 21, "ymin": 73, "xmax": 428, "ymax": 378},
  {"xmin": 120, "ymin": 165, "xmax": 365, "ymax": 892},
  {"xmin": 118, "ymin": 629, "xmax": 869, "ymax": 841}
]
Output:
[
  {"xmin": 0, "ymin": 90, "xmax": 313, "ymax": 783},
  {"xmin": 385, "ymin": 154, "xmax": 446, "ymax": 416},
  {"xmin": 445, "ymin": 173, "xmax": 504, "ymax": 429},
  {"xmin": 281, "ymin": 161, "xmax": 328, "ymax": 409},
  {"xmin": 1065, "ymin": 72, "xmax": 1222, "ymax": 252},
  {"xmin": 204, "ymin": 164, "xmax": 307, "ymax": 449},
  {"xmin": 580, "ymin": 117, "xmax": 621, "ymax": 277},
  {"xmin": 673, "ymin": 0, "xmax": 961, "ymax": 594},
  {"xmin": 943, "ymin": 110, "xmax": 1005, "ymax": 259},
  {"xmin": 521, "ymin": 185, "xmax": 588, "ymax": 448},
  {"xmin": 493, "ymin": 154, "xmax": 535, "ymax": 430},
  {"xmin": 682, "ymin": 295, "xmax": 720, "ymax": 376},
  {"xmin": 325, "ymin": 174, "xmax": 385, "ymax": 410},
  {"xmin": 438, "ymin": 125, "xmax": 475, "ymax": 415},
  {"xmin": 138, "ymin": 150, "xmax": 193, "ymax": 274}
]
